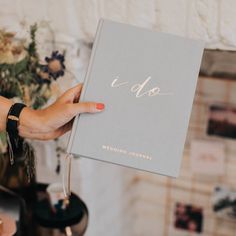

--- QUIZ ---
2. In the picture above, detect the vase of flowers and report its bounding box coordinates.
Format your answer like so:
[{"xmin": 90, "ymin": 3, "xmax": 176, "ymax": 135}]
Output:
[{"xmin": 0, "ymin": 24, "xmax": 66, "ymax": 189}]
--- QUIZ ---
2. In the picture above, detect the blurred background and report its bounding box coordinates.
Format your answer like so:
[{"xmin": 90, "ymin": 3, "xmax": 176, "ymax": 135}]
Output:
[{"xmin": 0, "ymin": 0, "xmax": 236, "ymax": 236}]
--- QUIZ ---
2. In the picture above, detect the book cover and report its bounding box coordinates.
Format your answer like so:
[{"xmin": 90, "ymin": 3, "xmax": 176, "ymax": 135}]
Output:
[{"xmin": 67, "ymin": 19, "xmax": 204, "ymax": 177}]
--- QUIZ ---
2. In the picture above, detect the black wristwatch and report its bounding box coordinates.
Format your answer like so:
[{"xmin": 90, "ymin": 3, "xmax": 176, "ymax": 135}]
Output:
[{"xmin": 6, "ymin": 103, "xmax": 26, "ymax": 164}]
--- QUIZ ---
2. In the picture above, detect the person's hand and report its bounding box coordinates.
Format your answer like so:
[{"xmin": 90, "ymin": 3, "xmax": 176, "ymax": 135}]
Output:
[{"xmin": 18, "ymin": 84, "xmax": 105, "ymax": 140}]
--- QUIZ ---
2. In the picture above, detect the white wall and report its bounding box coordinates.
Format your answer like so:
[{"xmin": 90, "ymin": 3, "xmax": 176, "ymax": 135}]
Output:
[
  {"xmin": 1, "ymin": 1, "xmax": 236, "ymax": 236},
  {"xmin": 1, "ymin": 0, "xmax": 236, "ymax": 50}
]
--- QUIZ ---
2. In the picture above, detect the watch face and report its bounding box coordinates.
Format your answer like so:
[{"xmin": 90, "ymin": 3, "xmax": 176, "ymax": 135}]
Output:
[{"xmin": 7, "ymin": 115, "xmax": 19, "ymax": 121}]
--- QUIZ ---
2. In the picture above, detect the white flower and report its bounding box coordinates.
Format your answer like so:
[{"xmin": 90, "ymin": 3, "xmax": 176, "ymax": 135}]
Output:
[
  {"xmin": 0, "ymin": 30, "xmax": 27, "ymax": 64},
  {"xmin": 11, "ymin": 96, "xmax": 23, "ymax": 103}
]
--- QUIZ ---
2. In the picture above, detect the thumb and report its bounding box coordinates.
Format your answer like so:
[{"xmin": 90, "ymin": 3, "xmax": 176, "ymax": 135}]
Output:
[
  {"xmin": 71, "ymin": 102, "xmax": 105, "ymax": 115},
  {"xmin": 59, "ymin": 84, "xmax": 83, "ymax": 103}
]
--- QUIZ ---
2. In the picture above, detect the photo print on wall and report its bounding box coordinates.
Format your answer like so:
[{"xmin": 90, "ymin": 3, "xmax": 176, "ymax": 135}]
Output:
[
  {"xmin": 190, "ymin": 140, "xmax": 225, "ymax": 176},
  {"xmin": 174, "ymin": 202, "xmax": 204, "ymax": 234},
  {"xmin": 207, "ymin": 104, "xmax": 236, "ymax": 139},
  {"xmin": 212, "ymin": 186, "xmax": 236, "ymax": 220}
]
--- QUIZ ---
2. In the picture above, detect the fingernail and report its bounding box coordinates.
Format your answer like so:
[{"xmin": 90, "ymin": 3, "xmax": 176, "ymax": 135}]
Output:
[{"xmin": 96, "ymin": 103, "xmax": 105, "ymax": 111}]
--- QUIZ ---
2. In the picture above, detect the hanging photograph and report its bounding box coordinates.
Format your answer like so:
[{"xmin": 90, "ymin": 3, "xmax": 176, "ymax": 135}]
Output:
[
  {"xmin": 212, "ymin": 186, "xmax": 236, "ymax": 220},
  {"xmin": 207, "ymin": 104, "xmax": 236, "ymax": 139},
  {"xmin": 190, "ymin": 140, "xmax": 225, "ymax": 176},
  {"xmin": 174, "ymin": 202, "xmax": 203, "ymax": 234}
]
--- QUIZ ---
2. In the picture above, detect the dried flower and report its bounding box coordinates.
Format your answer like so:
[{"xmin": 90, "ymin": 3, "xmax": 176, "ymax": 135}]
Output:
[
  {"xmin": 0, "ymin": 29, "xmax": 27, "ymax": 64},
  {"xmin": 22, "ymin": 86, "xmax": 31, "ymax": 106},
  {"xmin": 36, "ymin": 66, "xmax": 51, "ymax": 84},
  {"xmin": 44, "ymin": 51, "xmax": 65, "ymax": 80}
]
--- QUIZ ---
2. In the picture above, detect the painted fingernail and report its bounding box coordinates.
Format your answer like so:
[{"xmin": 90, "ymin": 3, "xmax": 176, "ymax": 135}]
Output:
[{"xmin": 96, "ymin": 103, "xmax": 105, "ymax": 111}]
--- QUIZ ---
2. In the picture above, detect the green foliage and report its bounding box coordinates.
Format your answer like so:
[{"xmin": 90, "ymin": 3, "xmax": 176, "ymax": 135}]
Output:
[
  {"xmin": 28, "ymin": 24, "xmax": 38, "ymax": 58},
  {"xmin": 14, "ymin": 57, "xmax": 28, "ymax": 75}
]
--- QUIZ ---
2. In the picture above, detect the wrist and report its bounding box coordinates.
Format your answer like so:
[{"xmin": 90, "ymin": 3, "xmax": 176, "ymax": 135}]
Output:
[{"xmin": 18, "ymin": 107, "xmax": 43, "ymax": 133}]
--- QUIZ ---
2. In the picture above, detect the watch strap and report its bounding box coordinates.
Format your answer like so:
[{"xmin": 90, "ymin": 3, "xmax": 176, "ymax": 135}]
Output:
[
  {"xmin": 6, "ymin": 103, "xmax": 26, "ymax": 164},
  {"xmin": 6, "ymin": 103, "xmax": 26, "ymax": 135}
]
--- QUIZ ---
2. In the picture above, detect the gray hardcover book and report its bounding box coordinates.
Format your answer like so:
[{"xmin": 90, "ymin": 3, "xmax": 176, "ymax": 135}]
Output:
[{"xmin": 67, "ymin": 19, "xmax": 204, "ymax": 177}]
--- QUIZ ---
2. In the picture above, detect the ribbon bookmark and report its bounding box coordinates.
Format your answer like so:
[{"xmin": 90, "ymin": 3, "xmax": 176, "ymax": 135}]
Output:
[{"xmin": 63, "ymin": 153, "xmax": 73, "ymax": 199}]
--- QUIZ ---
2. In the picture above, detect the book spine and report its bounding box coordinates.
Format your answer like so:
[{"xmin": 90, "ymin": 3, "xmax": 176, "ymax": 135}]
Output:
[{"xmin": 66, "ymin": 18, "xmax": 104, "ymax": 153}]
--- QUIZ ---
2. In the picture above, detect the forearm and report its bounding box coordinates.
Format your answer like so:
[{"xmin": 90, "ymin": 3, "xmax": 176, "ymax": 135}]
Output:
[
  {"xmin": 0, "ymin": 96, "xmax": 13, "ymax": 132},
  {"xmin": 0, "ymin": 84, "xmax": 104, "ymax": 140}
]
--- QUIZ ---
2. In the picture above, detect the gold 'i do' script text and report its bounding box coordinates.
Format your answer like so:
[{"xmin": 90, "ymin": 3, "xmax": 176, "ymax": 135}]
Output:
[{"xmin": 110, "ymin": 76, "xmax": 173, "ymax": 98}]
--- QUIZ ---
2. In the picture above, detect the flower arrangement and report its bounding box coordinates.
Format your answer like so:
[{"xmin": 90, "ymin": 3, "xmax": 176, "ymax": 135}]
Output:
[
  {"xmin": 0, "ymin": 24, "xmax": 66, "ymax": 184},
  {"xmin": 0, "ymin": 24, "xmax": 66, "ymax": 154}
]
